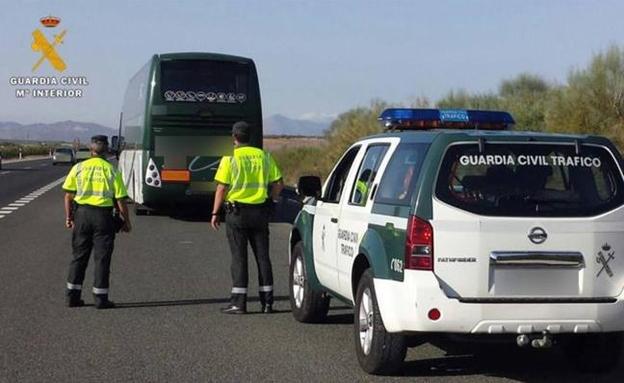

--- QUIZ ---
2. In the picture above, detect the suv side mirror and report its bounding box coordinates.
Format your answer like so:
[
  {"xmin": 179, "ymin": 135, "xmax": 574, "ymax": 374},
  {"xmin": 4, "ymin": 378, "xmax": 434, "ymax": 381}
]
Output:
[{"xmin": 297, "ymin": 176, "xmax": 322, "ymax": 198}]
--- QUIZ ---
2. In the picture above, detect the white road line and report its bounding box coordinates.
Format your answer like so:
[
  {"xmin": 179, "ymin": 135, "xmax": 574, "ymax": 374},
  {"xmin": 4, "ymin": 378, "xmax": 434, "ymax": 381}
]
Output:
[
  {"xmin": 0, "ymin": 176, "xmax": 65, "ymax": 221},
  {"xmin": 0, "ymin": 171, "xmax": 11, "ymax": 175}
]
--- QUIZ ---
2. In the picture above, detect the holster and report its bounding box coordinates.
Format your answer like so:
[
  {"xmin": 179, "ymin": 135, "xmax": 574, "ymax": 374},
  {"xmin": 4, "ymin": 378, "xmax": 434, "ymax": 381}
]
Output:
[{"xmin": 224, "ymin": 202, "xmax": 240, "ymax": 215}]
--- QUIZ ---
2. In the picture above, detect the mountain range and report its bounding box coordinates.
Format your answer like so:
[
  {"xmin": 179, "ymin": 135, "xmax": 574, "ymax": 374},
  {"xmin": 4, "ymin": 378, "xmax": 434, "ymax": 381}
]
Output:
[
  {"xmin": 263, "ymin": 114, "xmax": 332, "ymax": 136},
  {"xmin": 0, "ymin": 121, "xmax": 115, "ymax": 143},
  {"xmin": 0, "ymin": 114, "xmax": 332, "ymax": 142}
]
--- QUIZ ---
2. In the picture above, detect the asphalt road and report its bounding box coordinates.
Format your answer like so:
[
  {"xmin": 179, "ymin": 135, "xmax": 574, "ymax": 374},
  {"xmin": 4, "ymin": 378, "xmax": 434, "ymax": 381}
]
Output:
[
  {"xmin": 1, "ymin": 163, "xmax": 623, "ymax": 382},
  {"xmin": 0, "ymin": 158, "xmax": 68, "ymax": 208}
]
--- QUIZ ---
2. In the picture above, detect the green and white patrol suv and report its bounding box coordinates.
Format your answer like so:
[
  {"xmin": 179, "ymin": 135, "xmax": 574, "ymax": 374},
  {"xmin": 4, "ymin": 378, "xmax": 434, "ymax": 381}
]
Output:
[{"xmin": 288, "ymin": 108, "xmax": 624, "ymax": 375}]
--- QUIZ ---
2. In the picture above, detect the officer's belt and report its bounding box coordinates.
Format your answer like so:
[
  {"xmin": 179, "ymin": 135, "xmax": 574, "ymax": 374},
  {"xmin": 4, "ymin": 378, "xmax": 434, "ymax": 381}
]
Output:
[
  {"xmin": 225, "ymin": 200, "xmax": 269, "ymax": 211},
  {"xmin": 75, "ymin": 203, "xmax": 113, "ymax": 211}
]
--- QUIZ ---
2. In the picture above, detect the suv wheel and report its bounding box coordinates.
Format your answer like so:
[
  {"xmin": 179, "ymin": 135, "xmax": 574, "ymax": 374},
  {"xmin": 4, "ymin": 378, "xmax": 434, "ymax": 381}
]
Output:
[
  {"xmin": 354, "ymin": 269, "xmax": 406, "ymax": 375},
  {"xmin": 563, "ymin": 332, "xmax": 623, "ymax": 373},
  {"xmin": 289, "ymin": 242, "xmax": 330, "ymax": 323}
]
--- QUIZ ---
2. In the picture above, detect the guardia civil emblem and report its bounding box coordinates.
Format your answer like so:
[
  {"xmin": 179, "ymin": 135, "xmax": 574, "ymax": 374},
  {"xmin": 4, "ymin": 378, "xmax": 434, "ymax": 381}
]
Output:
[
  {"xmin": 31, "ymin": 16, "xmax": 67, "ymax": 72},
  {"xmin": 596, "ymin": 243, "xmax": 615, "ymax": 278}
]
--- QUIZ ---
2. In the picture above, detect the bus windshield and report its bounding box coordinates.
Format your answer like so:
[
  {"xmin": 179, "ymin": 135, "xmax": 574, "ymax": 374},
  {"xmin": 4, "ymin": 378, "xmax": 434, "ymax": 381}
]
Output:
[{"xmin": 161, "ymin": 60, "xmax": 249, "ymax": 103}]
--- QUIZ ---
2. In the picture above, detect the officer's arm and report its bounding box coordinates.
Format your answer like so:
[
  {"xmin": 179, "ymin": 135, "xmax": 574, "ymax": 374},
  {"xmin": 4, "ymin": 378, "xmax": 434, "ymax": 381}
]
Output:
[
  {"xmin": 64, "ymin": 192, "xmax": 74, "ymax": 223},
  {"xmin": 212, "ymin": 183, "xmax": 228, "ymax": 215},
  {"xmin": 270, "ymin": 179, "xmax": 284, "ymax": 202},
  {"xmin": 115, "ymin": 198, "xmax": 132, "ymax": 232}
]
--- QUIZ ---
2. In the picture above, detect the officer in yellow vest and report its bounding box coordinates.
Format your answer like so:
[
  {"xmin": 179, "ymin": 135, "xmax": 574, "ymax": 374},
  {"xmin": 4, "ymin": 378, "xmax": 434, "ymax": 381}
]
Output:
[
  {"xmin": 211, "ymin": 122, "xmax": 284, "ymax": 314},
  {"xmin": 62, "ymin": 135, "xmax": 131, "ymax": 309}
]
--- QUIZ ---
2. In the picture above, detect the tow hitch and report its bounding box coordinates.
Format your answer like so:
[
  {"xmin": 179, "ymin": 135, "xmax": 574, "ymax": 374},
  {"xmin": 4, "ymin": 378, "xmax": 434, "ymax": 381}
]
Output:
[{"xmin": 516, "ymin": 331, "xmax": 553, "ymax": 349}]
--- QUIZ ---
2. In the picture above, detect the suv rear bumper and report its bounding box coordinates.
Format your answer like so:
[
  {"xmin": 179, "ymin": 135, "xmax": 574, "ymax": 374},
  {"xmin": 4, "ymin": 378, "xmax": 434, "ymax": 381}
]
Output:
[{"xmin": 374, "ymin": 270, "xmax": 624, "ymax": 334}]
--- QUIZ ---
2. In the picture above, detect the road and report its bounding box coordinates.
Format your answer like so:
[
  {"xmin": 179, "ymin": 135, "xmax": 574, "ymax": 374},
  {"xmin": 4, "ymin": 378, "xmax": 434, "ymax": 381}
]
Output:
[{"xmin": 1, "ymin": 159, "xmax": 623, "ymax": 382}]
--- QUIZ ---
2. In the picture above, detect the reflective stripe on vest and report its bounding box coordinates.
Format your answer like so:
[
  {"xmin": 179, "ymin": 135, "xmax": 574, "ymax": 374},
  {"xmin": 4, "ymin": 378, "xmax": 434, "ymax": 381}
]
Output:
[
  {"xmin": 230, "ymin": 151, "xmax": 270, "ymax": 195},
  {"xmin": 73, "ymin": 158, "xmax": 118, "ymax": 206}
]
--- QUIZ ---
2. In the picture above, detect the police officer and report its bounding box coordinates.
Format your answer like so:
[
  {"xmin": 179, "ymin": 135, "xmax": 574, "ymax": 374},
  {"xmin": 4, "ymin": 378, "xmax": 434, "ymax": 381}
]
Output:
[
  {"xmin": 211, "ymin": 121, "xmax": 284, "ymax": 314},
  {"xmin": 62, "ymin": 135, "xmax": 131, "ymax": 309}
]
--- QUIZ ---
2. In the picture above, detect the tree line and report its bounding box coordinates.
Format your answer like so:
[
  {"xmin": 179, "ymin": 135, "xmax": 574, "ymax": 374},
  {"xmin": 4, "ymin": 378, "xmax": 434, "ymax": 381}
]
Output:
[{"xmin": 273, "ymin": 45, "xmax": 624, "ymax": 185}]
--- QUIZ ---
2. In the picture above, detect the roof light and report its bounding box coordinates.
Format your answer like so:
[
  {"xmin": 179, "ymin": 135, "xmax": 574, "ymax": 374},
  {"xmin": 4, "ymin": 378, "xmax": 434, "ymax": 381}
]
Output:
[{"xmin": 379, "ymin": 108, "xmax": 515, "ymax": 131}]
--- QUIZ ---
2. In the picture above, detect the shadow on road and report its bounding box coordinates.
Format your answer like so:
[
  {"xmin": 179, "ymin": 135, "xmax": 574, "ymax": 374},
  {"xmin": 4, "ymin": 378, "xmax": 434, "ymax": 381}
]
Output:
[
  {"xmin": 397, "ymin": 339, "xmax": 624, "ymax": 381},
  {"xmin": 324, "ymin": 313, "xmax": 354, "ymax": 325},
  {"xmin": 164, "ymin": 188, "xmax": 302, "ymax": 224},
  {"xmin": 115, "ymin": 295, "xmax": 289, "ymax": 309}
]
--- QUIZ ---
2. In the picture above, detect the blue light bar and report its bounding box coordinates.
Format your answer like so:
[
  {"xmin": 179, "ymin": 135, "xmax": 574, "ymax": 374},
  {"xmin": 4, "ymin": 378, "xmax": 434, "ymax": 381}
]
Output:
[{"xmin": 379, "ymin": 108, "xmax": 515, "ymax": 130}]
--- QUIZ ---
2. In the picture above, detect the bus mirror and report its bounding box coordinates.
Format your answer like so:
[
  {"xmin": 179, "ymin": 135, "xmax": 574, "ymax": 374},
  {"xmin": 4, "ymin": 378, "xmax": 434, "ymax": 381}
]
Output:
[{"xmin": 297, "ymin": 176, "xmax": 322, "ymax": 198}]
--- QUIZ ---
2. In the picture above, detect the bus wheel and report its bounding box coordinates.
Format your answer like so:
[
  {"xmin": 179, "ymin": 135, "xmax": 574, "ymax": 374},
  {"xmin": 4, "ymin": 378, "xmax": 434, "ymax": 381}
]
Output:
[{"xmin": 134, "ymin": 205, "xmax": 149, "ymax": 216}]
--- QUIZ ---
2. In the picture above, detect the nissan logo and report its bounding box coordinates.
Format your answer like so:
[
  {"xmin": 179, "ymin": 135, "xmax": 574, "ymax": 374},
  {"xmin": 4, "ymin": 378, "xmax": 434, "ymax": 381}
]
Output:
[{"xmin": 528, "ymin": 227, "xmax": 548, "ymax": 244}]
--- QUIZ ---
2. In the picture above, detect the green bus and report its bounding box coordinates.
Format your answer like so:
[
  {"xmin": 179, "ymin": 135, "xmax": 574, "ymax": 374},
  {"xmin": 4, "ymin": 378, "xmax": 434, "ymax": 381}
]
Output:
[{"xmin": 116, "ymin": 52, "xmax": 262, "ymax": 212}]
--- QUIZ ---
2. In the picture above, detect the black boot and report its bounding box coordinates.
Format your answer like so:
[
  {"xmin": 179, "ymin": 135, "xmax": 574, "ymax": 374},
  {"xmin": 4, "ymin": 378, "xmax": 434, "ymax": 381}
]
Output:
[
  {"xmin": 220, "ymin": 304, "xmax": 246, "ymax": 314},
  {"xmin": 221, "ymin": 293, "xmax": 246, "ymax": 314},
  {"xmin": 260, "ymin": 291, "xmax": 274, "ymax": 313},
  {"xmin": 66, "ymin": 289, "xmax": 84, "ymax": 308},
  {"xmin": 261, "ymin": 304, "xmax": 274, "ymax": 314},
  {"xmin": 94, "ymin": 294, "xmax": 115, "ymax": 309}
]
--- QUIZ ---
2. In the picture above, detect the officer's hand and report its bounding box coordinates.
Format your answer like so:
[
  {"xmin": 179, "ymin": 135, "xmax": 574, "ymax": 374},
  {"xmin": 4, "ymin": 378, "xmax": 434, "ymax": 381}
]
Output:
[
  {"xmin": 122, "ymin": 221, "xmax": 132, "ymax": 233},
  {"xmin": 211, "ymin": 215, "xmax": 220, "ymax": 231},
  {"xmin": 65, "ymin": 219, "xmax": 74, "ymax": 229}
]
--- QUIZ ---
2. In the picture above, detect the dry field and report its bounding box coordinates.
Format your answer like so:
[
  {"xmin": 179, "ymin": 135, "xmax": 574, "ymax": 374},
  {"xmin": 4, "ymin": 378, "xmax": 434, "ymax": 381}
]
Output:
[{"xmin": 264, "ymin": 136, "xmax": 326, "ymax": 152}]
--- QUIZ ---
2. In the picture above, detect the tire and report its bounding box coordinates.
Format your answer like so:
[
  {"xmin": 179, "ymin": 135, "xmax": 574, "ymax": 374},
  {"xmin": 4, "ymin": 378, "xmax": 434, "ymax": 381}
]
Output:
[
  {"xmin": 289, "ymin": 242, "xmax": 330, "ymax": 323},
  {"xmin": 354, "ymin": 269, "xmax": 407, "ymax": 375},
  {"xmin": 134, "ymin": 204, "xmax": 148, "ymax": 216},
  {"xmin": 52, "ymin": 162, "xmax": 57, "ymax": 166},
  {"xmin": 563, "ymin": 332, "xmax": 623, "ymax": 373}
]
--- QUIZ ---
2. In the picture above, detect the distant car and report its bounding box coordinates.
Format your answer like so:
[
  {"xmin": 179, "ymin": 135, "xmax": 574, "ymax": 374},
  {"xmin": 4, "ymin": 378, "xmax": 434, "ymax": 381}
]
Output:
[
  {"xmin": 75, "ymin": 148, "xmax": 91, "ymax": 162},
  {"xmin": 52, "ymin": 148, "xmax": 75, "ymax": 165}
]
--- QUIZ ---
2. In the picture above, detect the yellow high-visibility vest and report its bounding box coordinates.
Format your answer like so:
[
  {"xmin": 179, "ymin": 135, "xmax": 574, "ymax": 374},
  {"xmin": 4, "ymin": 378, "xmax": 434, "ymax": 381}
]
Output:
[
  {"xmin": 214, "ymin": 146, "xmax": 282, "ymax": 204},
  {"xmin": 62, "ymin": 157, "xmax": 128, "ymax": 207}
]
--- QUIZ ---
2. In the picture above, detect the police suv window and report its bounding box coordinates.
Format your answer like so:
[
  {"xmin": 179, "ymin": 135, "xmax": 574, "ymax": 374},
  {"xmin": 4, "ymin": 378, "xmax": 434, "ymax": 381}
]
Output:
[
  {"xmin": 324, "ymin": 146, "xmax": 360, "ymax": 203},
  {"xmin": 435, "ymin": 143, "xmax": 624, "ymax": 217},
  {"xmin": 350, "ymin": 145, "xmax": 389, "ymax": 206},
  {"xmin": 375, "ymin": 143, "xmax": 429, "ymax": 206}
]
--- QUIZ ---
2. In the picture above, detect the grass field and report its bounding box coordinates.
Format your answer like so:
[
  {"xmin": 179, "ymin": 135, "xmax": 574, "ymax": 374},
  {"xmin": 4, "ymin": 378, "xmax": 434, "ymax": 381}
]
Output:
[
  {"xmin": 264, "ymin": 136, "xmax": 327, "ymax": 152},
  {"xmin": 264, "ymin": 136, "xmax": 328, "ymax": 185},
  {"xmin": 0, "ymin": 141, "xmax": 56, "ymax": 159}
]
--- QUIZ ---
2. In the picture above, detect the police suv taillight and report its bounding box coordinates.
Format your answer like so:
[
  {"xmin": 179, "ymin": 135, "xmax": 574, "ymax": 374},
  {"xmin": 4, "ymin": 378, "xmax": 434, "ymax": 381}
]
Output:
[{"xmin": 405, "ymin": 216, "xmax": 433, "ymax": 270}]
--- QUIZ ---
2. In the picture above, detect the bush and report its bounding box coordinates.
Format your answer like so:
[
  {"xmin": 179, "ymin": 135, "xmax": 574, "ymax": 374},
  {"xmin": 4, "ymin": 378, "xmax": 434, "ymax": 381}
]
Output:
[
  {"xmin": 273, "ymin": 45, "xmax": 624, "ymax": 184},
  {"xmin": 546, "ymin": 45, "xmax": 624, "ymax": 147},
  {"xmin": 0, "ymin": 143, "xmax": 52, "ymax": 159}
]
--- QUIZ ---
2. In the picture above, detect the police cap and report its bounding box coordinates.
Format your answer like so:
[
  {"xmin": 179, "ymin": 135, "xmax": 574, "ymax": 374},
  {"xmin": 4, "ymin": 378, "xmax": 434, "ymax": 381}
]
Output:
[{"xmin": 91, "ymin": 135, "xmax": 109, "ymax": 145}]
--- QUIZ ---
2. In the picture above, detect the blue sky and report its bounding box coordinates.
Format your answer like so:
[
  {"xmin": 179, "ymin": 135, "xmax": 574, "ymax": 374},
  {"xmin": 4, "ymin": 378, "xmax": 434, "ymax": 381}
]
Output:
[{"xmin": 1, "ymin": 0, "xmax": 623, "ymax": 128}]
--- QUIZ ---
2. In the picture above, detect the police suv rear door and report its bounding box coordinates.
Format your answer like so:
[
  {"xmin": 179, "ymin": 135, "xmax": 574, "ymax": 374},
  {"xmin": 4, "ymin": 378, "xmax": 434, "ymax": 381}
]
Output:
[
  {"xmin": 431, "ymin": 139, "xmax": 624, "ymax": 301},
  {"xmin": 336, "ymin": 138, "xmax": 397, "ymax": 300}
]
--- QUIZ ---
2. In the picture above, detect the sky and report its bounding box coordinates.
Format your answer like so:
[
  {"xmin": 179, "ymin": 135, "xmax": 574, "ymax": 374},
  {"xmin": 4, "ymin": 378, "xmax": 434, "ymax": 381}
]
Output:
[{"xmin": 1, "ymin": 0, "xmax": 623, "ymax": 128}]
